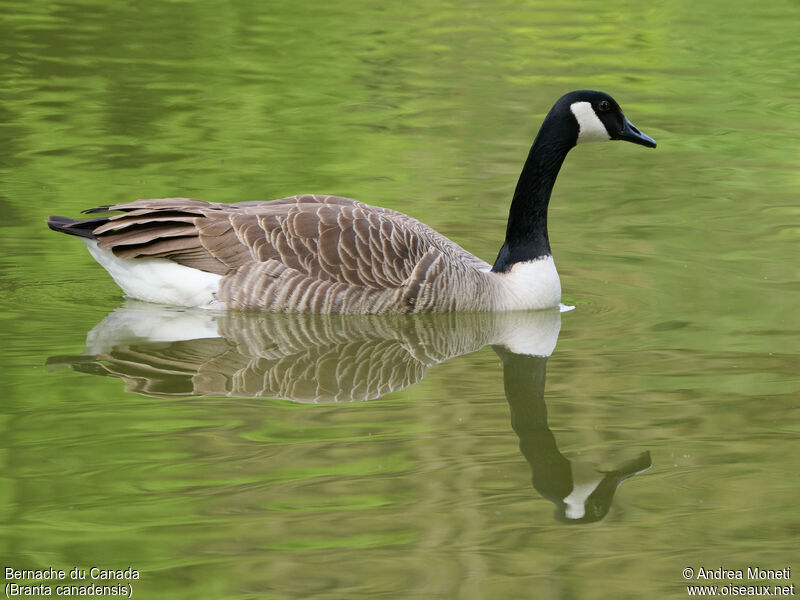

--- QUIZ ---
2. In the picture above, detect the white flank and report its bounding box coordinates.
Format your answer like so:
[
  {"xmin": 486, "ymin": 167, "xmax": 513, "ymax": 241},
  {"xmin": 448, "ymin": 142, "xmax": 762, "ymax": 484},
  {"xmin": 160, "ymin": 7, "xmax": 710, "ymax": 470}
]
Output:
[
  {"xmin": 492, "ymin": 256, "xmax": 561, "ymax": 311},
  {"xmin": 570, "ymin": 101, "xmax": 610, "ymax": 144},
  {"xmin": 83, "ymin": 239, "xmax": 222, "ymax": 308}
]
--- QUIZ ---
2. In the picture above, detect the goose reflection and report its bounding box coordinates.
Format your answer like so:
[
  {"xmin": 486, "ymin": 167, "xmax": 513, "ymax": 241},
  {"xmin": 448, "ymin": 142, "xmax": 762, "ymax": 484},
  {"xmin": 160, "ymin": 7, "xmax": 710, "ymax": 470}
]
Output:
[
  {"xmin": 50, "ymin": 302, "xmax": 650, "ymax": 523},
  {"xmin": 496, "ymin": 346, "xmax": 650, "ymax": 523}
]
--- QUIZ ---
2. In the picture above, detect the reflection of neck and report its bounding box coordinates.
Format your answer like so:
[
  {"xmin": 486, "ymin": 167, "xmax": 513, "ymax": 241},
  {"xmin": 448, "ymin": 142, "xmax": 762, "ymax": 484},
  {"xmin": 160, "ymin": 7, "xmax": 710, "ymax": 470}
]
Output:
[
  {"xmin": 497, "ymin": 346, "xmax": 653, "ymax": 524},
  {"xmin": 495, "ymin": 347, "xmax": 572, "ymax": 501}
]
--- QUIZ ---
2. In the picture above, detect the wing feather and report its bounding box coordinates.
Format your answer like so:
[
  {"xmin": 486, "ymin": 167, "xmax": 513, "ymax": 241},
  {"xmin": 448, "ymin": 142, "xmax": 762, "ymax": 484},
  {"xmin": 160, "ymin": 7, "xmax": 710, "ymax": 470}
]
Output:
[{"xmin": 80, "ymin": 195, "xmax": 490, "ymax": 303}]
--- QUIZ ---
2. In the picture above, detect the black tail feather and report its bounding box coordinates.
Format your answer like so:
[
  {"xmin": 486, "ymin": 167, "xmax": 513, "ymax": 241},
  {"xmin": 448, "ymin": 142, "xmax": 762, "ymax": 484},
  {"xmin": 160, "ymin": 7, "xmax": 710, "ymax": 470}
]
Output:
[{"xmin": 47, "ymin": 215, "xmax": 110, "ymax": 240}]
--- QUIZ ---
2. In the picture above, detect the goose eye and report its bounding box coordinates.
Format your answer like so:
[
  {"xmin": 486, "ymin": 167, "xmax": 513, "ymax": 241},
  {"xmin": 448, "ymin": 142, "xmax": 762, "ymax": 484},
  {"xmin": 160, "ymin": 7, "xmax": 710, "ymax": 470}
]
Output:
[{"xmin": 598, "ymin": 100, "xmax": 610, "ymax": 113}]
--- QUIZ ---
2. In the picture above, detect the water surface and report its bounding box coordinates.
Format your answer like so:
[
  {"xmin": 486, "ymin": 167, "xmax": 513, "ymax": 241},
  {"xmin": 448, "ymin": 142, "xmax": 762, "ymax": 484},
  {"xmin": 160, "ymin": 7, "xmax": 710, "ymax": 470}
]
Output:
[{"xmin": 1, "ymin": 0, "xmax": 798, "ymax": 598}]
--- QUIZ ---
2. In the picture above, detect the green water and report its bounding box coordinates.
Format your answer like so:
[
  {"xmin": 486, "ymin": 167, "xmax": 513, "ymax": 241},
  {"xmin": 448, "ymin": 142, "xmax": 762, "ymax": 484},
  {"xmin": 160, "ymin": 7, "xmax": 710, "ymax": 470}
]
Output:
[{"xmin": 1, "ymin": 0, "xmax": 798, "ymax": 598}]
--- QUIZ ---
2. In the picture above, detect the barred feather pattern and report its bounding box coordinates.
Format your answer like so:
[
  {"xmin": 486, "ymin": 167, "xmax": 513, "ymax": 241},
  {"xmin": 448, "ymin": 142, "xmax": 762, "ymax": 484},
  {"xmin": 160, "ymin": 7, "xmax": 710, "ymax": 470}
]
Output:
[
  {"xmin": 51, "ymin": 306, "xmax": 561, "ymax": 401},
  {"xmin": 87, "ymin": 195, "xmax": 499, "ymax": 314}
]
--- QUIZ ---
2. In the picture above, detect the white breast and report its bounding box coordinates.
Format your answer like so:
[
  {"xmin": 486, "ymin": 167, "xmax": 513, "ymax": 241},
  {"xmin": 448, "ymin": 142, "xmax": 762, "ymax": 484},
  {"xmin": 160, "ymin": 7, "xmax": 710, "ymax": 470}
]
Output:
[
  {"xmin": 490, "ymin": 256, "xmax": 562, "ymax": 311},
  {"xmin": 83, "ymin": 239, "xmax": 222, "ymax": 308},
  {"xmin": 492, "ymin": 308, "xmax": 562, "ymax": 356}
]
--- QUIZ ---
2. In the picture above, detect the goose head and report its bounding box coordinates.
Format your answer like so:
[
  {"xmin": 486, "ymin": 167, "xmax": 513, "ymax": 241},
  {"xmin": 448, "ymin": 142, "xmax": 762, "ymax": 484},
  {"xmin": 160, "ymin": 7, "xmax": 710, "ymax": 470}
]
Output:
[
  {"xmin": 556, "ymin": 90, "xmax": 657, "ymax": 148},
  {"xmin": 492, "ymin": 91, "xmax": 655, "ymax": 274}
]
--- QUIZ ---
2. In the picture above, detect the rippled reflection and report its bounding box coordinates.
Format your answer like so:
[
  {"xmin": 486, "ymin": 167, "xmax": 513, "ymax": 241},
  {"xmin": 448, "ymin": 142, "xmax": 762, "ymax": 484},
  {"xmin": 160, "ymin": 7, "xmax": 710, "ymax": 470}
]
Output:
[
  {"xmin": 49, "ymin": 302, "xmax": 650, "ymax": 523},
  {"xmin": 50, "ymin": 303, "xmax": 561, "ymax": 400},
  {"xmin": 498, "ymin": 346, "xmax": 651, "ymax": 523}
]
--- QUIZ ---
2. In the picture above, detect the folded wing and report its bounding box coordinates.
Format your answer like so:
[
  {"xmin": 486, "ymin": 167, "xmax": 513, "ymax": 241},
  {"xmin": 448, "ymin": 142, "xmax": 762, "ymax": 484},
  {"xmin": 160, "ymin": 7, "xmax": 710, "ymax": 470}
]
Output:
[{"xmin": 87, "ymin": 195, "xmax": 490, "ymax": 293}]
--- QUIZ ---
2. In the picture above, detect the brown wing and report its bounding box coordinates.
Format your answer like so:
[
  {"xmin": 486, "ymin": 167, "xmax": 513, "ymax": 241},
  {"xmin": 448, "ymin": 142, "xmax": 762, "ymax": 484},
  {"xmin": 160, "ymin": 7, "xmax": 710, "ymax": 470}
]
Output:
[{"xmin": 89, "ymin": 194, "xmax": 490, "ymax": 289}]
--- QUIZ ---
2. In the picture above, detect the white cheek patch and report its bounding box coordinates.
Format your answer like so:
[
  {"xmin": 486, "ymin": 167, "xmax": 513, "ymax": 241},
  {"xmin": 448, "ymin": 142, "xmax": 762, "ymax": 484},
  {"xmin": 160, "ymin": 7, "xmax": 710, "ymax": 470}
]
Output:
[{"xmin": 570, "ymin": 101, "xmax": 611, "ymax": 144}]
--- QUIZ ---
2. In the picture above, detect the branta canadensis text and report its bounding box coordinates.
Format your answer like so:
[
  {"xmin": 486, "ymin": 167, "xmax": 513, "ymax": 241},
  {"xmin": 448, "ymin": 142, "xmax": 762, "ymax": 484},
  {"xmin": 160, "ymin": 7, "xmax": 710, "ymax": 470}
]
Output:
[{"xmin": 48, "ymin": 90, "xmax": 656, "ymax": 313}]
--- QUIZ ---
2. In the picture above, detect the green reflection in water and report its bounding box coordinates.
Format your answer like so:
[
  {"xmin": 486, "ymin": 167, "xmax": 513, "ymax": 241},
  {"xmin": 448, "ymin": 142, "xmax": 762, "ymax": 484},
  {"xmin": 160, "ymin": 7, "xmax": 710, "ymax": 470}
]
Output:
[{"xmin": 1, "ymin": 0, "xmax": 798, "ymax": 597}]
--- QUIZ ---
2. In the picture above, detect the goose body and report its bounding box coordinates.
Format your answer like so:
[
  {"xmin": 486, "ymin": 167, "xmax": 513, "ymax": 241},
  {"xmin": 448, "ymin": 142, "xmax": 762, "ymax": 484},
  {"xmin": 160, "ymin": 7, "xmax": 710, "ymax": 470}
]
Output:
[{"xmin": 48, "ymin": 91, "xmax": 655, "ymax": 314}]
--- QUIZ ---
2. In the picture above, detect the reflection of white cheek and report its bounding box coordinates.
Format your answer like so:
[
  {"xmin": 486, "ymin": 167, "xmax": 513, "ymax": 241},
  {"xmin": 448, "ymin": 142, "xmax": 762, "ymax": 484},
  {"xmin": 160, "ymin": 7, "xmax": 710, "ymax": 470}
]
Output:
[
  {"xmin": 570, "ymin": 101, "xmax": 611, "ymax": 144},
  {"xmin": 563, "ymin": 475, "xmax": 603, "ymax": 520}
]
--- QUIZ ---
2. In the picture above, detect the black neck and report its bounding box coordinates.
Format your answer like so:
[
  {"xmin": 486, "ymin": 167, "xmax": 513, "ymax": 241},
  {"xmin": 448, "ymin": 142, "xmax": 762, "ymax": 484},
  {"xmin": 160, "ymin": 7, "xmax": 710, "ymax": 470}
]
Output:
[{"xmin": 491, "ymin": 116, "xmax": 575, "ymax": 273}]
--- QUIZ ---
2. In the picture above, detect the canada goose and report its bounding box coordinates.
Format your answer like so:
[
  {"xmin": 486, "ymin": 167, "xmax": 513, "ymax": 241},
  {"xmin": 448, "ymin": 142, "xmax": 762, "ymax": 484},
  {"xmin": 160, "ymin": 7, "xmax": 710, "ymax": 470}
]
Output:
[{"xmin": 48, "ymin": 90, "xmax": 656, "ymax": 314}]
